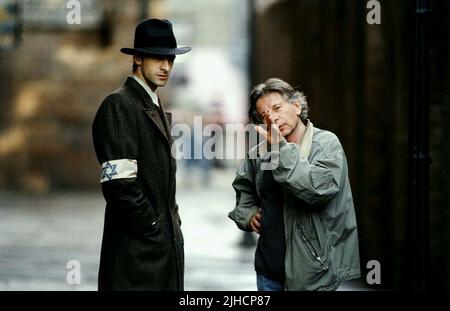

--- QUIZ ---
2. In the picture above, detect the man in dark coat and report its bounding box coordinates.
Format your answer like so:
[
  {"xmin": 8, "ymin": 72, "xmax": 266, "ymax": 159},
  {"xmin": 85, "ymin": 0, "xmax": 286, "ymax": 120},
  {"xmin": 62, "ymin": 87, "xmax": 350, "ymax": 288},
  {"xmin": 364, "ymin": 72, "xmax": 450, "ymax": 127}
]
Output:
[{"xmin": 92, "ymin": 18, "xmax": 191, "ymax": 290}]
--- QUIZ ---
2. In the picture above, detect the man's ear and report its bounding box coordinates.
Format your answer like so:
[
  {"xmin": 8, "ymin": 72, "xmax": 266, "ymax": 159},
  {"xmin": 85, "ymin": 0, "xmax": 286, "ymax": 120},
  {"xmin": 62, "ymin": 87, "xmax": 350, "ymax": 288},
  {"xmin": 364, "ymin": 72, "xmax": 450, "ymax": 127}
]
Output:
[
  {"xmin": 133, "ymin": 55, "xmax": 142, "ymax": 66},
  {"xmin": 293, "ymin": 100, "xmax": 302, "ymax": 115}
]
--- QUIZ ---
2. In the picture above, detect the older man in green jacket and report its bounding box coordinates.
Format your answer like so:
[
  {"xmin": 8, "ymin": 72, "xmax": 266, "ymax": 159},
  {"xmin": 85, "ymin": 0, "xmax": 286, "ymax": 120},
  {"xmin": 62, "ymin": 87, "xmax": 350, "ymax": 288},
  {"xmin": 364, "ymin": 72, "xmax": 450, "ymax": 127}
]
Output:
[{"xmin": 228, "ymin": 78, "xmax": 360, "ymax": 291}]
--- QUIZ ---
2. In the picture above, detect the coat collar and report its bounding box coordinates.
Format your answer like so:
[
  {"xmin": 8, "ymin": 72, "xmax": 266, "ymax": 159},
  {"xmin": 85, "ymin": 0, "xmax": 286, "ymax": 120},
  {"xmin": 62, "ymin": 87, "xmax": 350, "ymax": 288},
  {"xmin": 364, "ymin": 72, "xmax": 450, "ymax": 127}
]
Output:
[
  {"xmin": 298, "ymin": 120, "xmax": 314, "ymax": 158},
  {"xmin": 124, "ymin": 76, "xmax": 157, "ymax": 109},
  {"xmin": 123, "ymin": 77, "xmax": 172, "ymax": 145},
  {"xmin": 131, "ymin": 75, "xmax": 159, "ymax": 107}
]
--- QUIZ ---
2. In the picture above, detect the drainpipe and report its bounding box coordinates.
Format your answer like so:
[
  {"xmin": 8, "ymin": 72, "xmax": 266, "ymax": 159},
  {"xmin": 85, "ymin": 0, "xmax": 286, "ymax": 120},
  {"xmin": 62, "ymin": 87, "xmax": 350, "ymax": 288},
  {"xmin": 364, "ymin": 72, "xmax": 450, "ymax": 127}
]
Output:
[{"xmin": 407, "ymin": 0, "xmax": 430, "ymax": 291}]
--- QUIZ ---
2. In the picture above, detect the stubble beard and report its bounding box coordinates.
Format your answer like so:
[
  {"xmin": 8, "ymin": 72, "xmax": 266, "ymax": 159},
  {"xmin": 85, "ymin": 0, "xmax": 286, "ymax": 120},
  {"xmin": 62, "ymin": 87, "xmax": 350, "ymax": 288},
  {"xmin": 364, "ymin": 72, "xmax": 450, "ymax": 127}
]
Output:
[
  {"xmin": 284, "ymin": 118, "xmax": 300, "ymax": 142},
  {"xmin": 142, "ymin": 68, "xmax": 167, "ymax": 90}
]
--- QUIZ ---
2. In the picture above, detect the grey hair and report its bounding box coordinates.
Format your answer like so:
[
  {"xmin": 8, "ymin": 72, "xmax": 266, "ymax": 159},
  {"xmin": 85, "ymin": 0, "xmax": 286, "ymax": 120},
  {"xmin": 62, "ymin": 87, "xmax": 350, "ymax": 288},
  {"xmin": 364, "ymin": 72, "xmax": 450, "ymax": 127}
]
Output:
[{"xmin": 249, "ymin": 78, "xmax": 308, "ymax": 124}]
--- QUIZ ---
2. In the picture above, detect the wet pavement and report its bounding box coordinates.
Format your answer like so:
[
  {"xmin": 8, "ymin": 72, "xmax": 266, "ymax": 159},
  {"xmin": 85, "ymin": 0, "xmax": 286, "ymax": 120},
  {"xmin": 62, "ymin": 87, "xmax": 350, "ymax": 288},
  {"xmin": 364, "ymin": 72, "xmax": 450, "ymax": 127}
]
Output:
[
  {"xmin": 0, "ymin": 167, "xmax": 257, "ymax": 291},
  {"xmin": 0, "ymin": 166, "xmax": 367, "ymax": 291}
]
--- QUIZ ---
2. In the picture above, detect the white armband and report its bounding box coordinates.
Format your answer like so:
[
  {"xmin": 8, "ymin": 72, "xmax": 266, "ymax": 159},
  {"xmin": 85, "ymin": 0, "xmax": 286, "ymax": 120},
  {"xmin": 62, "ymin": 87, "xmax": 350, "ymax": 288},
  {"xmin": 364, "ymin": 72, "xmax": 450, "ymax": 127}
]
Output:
[{"xmin": 100, "ymin": 159, "xmax": 137, "ymax": 183}]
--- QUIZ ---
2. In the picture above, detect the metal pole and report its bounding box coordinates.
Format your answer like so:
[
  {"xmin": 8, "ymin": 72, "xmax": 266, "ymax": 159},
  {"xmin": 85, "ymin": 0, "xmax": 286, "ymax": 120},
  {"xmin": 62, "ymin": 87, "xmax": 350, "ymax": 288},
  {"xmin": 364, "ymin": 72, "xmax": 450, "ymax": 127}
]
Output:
[
  {"xmin": 139, "ymin": 0, "xmax": 149, "ymax": 22},
  {"xmin": 407, "ymin": 0, "xmax": 430, "ymax": 291}
]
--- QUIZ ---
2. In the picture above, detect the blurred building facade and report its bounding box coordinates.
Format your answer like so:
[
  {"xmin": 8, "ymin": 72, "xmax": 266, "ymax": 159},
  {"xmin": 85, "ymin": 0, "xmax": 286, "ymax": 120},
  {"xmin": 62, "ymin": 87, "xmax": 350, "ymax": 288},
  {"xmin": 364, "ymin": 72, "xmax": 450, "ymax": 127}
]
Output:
[
  {"xmin": 0, "ymin": 0, "xmax": 175, "ymax": 192},
  {"xmin": 249, "ymin": 0, "xmax": 450, "ymax": 290},
  {"xmin": 0, "ymin": 0, "xmax": 250, "ymax": 187},
  {"xmin": 0, "ymin": 0, "xmax": 448, "ymax": 291}
]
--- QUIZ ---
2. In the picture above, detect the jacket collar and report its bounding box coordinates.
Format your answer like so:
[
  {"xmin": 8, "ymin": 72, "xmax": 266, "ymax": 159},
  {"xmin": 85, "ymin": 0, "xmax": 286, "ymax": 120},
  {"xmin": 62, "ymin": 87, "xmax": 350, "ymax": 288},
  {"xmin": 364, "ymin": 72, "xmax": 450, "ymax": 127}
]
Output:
[
  {"xmin": 256, "ymin": 120, "xmax": 314, "ymax": 159},
  {"xmin": 298, "ymin": 119, "xmax": 314, "ymax": 158}
]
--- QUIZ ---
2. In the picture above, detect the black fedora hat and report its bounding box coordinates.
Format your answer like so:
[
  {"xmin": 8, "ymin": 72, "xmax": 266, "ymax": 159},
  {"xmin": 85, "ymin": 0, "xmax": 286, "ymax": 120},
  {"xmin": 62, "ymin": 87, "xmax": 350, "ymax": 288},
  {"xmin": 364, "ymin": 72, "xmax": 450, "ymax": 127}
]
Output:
[{"xmin": 121, "ymin": 18, "xmax": 191, "ymax": 56}]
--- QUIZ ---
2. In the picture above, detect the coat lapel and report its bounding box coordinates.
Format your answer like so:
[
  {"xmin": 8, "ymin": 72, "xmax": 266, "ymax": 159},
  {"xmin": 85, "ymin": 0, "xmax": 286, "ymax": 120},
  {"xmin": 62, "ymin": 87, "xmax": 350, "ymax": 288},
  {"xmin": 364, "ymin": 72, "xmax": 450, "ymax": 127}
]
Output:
[
  {"xmin": 142, "ymin": 107, "xmax": 171, "ymax": 145},
  {"xmin": 165, "ymin": 112, "xmax": 173, "ymax": 127},
  {"xmin": 158, "ymin": 98, "xmax": 174, "ymax": 145},
  {"xmin": 124, "ymin": 77, "xmax": 171, "ymax": 146}
]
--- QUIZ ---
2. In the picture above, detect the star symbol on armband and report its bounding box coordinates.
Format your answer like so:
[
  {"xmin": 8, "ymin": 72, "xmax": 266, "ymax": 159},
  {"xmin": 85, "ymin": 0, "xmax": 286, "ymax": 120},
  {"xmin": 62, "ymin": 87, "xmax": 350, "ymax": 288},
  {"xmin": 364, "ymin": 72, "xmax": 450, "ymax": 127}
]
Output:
[{"xmin": 102, "ymin": 162, "xmax": 118, "ymax": 181}]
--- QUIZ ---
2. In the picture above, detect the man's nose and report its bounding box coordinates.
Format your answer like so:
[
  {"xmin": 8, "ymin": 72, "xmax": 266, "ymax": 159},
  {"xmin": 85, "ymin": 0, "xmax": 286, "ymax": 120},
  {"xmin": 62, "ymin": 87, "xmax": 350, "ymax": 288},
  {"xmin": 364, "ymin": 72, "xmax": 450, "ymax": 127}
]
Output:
[
  {"xmin": 271, "ymin": 110, "xmax": 280, "ymax": 120},
  {"xmin": 268, "ymin": 112, "xmax": 278, "ymax": 124},
  {"xmin": 160, "ymin": 59, "xmax": 171, "ymax": 71}
]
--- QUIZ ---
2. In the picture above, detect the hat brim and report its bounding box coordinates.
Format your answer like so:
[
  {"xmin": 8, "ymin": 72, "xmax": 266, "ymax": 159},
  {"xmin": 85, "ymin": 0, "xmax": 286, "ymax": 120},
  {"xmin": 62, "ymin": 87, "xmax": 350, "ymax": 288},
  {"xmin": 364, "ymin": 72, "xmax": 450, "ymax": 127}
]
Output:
[{"xmin": 120, "ymin": 46, "xmax": 191, "ymax": 56}]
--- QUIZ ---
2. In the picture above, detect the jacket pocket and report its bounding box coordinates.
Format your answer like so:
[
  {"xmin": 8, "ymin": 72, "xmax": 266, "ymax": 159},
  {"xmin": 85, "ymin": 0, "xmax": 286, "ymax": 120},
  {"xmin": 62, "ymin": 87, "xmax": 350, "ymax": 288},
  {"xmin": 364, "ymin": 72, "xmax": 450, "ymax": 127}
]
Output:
[
  {"xmin": 298, "ymin": 212, "xmax": 330, "ymax": 270},
  {"xmin": 286, "ymin": 212, "xmax": 340, "ymax": 290},
  {"xmin": 299, "ymin": 224, "xmax": 325, "ymax": 266},
  {"xmin": 140, "ymin": 217, "xmax": 162, "ymax": 238}
]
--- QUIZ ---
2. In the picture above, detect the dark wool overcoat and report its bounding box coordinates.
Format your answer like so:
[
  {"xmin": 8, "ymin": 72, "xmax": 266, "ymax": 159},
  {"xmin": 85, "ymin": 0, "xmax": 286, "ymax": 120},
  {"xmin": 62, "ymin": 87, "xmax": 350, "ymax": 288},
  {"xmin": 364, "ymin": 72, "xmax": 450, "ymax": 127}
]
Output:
[{"xmin": 92, "ymin": 77, "xmax": 183, "ymax": 290}]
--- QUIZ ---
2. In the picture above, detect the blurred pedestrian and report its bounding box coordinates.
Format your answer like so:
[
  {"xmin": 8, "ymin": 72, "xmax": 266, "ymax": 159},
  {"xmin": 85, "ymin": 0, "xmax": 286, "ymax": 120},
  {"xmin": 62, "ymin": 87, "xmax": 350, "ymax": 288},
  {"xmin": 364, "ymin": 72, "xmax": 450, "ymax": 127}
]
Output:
[
  {"xmin": 92, "ymin": 18, "xmax": 191, "ymax": 290},
  {"xmin": 228, "ymin": 78, "xmax": 360, "ymax": 291}
]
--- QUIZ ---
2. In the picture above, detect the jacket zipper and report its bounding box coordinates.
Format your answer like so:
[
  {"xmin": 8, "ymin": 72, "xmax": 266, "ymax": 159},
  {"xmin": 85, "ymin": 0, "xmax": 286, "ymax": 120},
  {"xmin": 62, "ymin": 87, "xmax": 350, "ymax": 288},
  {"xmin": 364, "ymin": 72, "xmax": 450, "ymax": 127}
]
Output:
[{"xmin": 300, "ymin": 226, "xmax": 324, "ymax": 265}]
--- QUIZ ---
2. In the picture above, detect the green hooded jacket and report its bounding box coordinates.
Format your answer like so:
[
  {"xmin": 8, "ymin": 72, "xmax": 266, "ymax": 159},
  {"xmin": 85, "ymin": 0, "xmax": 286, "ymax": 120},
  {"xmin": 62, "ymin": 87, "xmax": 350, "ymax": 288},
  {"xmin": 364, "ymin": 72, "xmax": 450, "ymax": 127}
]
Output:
[{"xmin": 228, "ymin": 121, "xmax": 361, "ymax": 290}]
